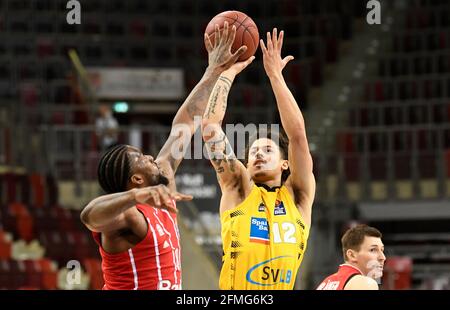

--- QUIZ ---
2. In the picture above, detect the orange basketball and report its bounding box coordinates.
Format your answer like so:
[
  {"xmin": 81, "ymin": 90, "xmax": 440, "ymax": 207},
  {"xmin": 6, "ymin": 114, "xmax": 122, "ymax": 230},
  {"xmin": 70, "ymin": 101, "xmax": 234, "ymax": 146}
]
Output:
[{"xmin": 205, "ymin": 11, "xmax": 259, "ymax": 61}]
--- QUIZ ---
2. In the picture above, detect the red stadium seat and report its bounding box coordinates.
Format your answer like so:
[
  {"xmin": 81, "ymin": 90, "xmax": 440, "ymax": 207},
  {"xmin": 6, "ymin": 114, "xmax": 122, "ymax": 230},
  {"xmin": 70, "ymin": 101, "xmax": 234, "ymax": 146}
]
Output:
[
  {"xmin": 337, "ymin": 132, "xmax": 355, "ymax": 153},
  {"xmin": 29, "ymin": 173, "xmax": 45, "ymax": 208},
  {"xmin": 38, "ymin": 258, "xmax": 57, "ymax": 289},
  {"xmin": 4, "ymin": 173, "xmax": 18, "ymax": 204},
  {"xmin": 446, "ymin": 149, "xmax": 450, "ymax": 177},
  {"xmin": 9, "ymin": 203, "xmax": 34, "ymax": 242},
  {"xmin": 83, "ymin": 258, "xmax": 103, "ymax": 290},
  {"xmin": 0, "ymin": 230, "xmax": 12, "ymax": 259},
  {"xmin": 24, "ymin": 259, "xmax": 41, "ymax": 288}
]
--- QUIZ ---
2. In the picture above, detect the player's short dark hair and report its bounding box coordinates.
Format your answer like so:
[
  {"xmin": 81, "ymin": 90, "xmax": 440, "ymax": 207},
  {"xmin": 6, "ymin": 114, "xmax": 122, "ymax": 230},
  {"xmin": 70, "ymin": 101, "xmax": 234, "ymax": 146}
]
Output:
[
  {"xmin": 244, "ymin": 128, "xmax": 290, "ymax": 183},
  {"xmin": 341, "ymin": 224, "xmax": 382, "ymax": 261},
  {"xmin": 97, "ymin": 144, "xmax": 131, "ymax": 194}
]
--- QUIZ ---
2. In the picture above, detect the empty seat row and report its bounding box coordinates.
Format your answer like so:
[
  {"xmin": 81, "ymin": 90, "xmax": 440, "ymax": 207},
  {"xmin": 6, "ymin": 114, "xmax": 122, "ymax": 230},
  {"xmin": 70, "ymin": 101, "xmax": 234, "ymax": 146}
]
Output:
[
  {"xmin": 0, "ymin": 258, "xmax": 57, "ymax": 289},
  {"xmin": 38, "ymin": 231, "xmax": 98, "ymax": 267},
  {"xmin": 0, "ymin": 256, "xmax": 101, "ymax": 289},
  {"xmin": 0, "ymin": 173, "xmax": 58, "ymax": 207},
  {"xmin": 2, "ymin": 0, "xmax": 366, "ymax": 18},
  {"xmin": 392, "ymin": 30, "xmax": 450, "ymax": 53},
  {"xmin": 0, "ymin": 59, "xmax": 69, "ymax": 81},
  {"xmin": 348, "ymin": 101, "xmax": 450, "ymax": 127},
  {"xmin": 336, "ymin": 129, "xmax": 450, "ymax": 153},
  {"xmin": 340, "ymin": 151, "xmax": 449, "ymax": 181},
  {"xmin": 363, "ymin": 77, "xmax": 450, "ymax": 102},
  {"xmin": 378, "ymin": 52, "xmax": 450, "ymax": 77},
  {"xmin": 402, "ymin": 7, "xmax": 450, "ymax": 30}
]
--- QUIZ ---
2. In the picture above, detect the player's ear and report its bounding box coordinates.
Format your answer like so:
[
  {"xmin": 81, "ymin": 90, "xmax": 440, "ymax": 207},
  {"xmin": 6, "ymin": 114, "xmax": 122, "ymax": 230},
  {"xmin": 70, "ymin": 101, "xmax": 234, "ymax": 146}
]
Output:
[
  {"xmin": 281, "ymin": 160, "xmax": 289, "ymax": 171},
  {"xmin": 346, "ymin": 249, "xmax": 357, "ymax": 262},
  {"xmin": 131, "ymin": 174, "xmax": 144, "ymax": 186}
]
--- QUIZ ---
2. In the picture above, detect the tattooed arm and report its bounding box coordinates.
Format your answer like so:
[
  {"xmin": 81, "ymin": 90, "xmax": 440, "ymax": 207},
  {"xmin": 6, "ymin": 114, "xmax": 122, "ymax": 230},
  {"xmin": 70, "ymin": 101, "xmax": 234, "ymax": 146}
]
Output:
[
  {"xmin": 201, "ymin": 58, "xmax": 255, "ymax": 206},
  {"xmin": 156, "ymin": 22, "xmax": 248, "ymax": 183}
]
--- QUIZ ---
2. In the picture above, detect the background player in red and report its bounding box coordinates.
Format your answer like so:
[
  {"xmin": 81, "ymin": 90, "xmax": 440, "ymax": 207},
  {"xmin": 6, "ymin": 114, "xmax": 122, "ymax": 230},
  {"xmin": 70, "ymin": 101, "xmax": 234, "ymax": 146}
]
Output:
[
  {"xmin": 80, "ymin": 22, "xmax": 247, "ymax": 290},
  {"xmin": 316, "ymin": 224, "xmax": 386, "ymax": 290}
]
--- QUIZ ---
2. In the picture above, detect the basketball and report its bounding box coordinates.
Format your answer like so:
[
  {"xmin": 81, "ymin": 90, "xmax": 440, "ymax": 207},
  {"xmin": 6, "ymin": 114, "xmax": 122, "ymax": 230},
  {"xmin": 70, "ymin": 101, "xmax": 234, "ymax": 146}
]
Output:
[{"xmin": 205, "ymin": 11, "xmax": 259, "ymax": 61}]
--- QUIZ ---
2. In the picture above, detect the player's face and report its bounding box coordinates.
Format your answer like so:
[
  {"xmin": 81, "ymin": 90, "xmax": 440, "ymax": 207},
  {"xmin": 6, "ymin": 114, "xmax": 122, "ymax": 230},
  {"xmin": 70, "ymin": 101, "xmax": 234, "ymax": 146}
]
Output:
[
  {"xmin": 127, "ymin": 147, "xmax": 169, "ymax": 187},
  {"xmin": 247, "ymin": 138, "xmax": 288, "ymax": 183},
  {"xmin": 355, "ymin": 236, "xmax": 386, "ymax": 279}
]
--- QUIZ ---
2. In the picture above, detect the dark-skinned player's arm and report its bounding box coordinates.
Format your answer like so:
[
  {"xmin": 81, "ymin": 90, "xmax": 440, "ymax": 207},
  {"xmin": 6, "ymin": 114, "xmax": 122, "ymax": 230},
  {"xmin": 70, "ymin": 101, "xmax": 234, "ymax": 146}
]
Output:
[
  {"xmin": 156, "ymin": 22, "xmax": 248, "ymax": 188},
  {"xmin": 261, "ymin": 28, "xmax": 315, "ymax": 226},
  {"xmin": 80, "ymin": 185, "xmax": 192, "ymax": 233},
  {"xmin": 201, "ymin": 56, "xmax": 255, "ymax": 213}
]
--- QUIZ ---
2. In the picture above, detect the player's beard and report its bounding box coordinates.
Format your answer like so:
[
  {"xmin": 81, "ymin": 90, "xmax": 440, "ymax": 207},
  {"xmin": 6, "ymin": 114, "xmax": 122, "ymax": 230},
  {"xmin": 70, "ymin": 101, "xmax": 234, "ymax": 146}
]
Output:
[
  {"xmin": 146, "ymin": 170, "xmax": 170, "ymax": 187},
  {"xmin": 156, "ymin": 173, "xmax": 170, "ymax": 186}
]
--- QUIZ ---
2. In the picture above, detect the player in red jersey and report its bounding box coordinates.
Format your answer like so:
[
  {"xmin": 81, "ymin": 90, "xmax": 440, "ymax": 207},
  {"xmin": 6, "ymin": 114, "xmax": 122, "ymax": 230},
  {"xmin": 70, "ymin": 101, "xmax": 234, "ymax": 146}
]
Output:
[
  {"xmin": 316, "ymin": 224, "xmax": 386, "ymax": 290},
  {"xmin": 80, "ymin": 22, "xmax": 247, "ymax": 290}
]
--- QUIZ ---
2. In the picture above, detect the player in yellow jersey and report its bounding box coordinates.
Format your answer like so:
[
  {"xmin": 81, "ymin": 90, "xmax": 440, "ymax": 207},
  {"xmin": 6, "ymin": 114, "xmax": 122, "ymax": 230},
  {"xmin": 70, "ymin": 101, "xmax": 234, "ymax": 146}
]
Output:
[{"xmin": 201, "ymin": 28, "xmax": 316, "ymax": 289}]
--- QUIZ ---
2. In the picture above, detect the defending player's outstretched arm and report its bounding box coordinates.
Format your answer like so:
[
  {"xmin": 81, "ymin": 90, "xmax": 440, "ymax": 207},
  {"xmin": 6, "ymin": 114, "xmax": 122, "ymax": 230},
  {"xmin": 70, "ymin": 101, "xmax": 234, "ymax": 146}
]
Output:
[
  {"xmin": 261, "ymin": 28, "xmax": 315, "ymax": 227},
  {"xmin": 156, "ymin": 22, "xmax": 247, "ymax": 186},
  {"xmin": 80, "ymin": 185, "xmax": 192, "ymax": 233},
  {"xmin": 201, "ymin": 58, "xmax": 254, "ymax": 200}
]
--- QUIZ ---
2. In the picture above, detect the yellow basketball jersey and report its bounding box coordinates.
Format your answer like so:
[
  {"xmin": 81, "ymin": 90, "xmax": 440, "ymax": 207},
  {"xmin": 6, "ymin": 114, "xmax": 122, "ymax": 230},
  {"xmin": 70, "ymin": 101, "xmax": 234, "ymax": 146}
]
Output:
[{"xmin": 219, "ymin": 184, "xmax": 309, "ymax": 290}]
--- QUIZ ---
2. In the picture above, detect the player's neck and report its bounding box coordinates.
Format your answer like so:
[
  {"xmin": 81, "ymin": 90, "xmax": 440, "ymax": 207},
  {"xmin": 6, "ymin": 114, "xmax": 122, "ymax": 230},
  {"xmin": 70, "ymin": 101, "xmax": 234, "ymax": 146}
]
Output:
[
  {"xmin": 257, "ymin": 179, "xmax": 282, "ymax": 189},
  {"xmin": 342, "ymin": 262, "xmax": 364, "ymax": 275}
]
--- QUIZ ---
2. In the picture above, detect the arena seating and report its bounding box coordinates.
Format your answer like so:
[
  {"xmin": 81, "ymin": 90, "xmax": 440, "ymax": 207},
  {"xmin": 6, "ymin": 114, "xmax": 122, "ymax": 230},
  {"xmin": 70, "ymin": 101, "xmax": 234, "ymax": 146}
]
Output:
[{"xmin": 0, "ymin": 171, "xmax": 101, "ymax": 289}]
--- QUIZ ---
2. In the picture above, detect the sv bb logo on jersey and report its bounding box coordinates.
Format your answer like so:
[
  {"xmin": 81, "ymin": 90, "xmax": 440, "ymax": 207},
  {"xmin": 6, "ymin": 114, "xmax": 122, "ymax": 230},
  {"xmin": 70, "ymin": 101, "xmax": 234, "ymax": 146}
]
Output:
[{"xmin": 246, "ymin": 256, "xmax": 293, "ymax": 286}]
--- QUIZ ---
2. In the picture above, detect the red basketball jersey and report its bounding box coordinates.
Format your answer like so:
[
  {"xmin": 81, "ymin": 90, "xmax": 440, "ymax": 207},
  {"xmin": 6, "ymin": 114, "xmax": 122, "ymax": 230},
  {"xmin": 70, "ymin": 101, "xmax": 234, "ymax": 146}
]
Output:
[
  {"xmin": 92, "ymin": 203, "xmax": 181, "ymax": 290},
  {"xmin": 316, "ymin": 264, "xmax": 362, "ymax": 290}
]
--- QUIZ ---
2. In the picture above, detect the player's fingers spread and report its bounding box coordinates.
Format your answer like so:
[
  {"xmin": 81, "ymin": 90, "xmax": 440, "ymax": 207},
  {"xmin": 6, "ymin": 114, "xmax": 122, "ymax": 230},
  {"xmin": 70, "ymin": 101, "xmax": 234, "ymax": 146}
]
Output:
[
  {"xmin": 283, "ymin": 55, "xmax": 294, "ymax": 65},
  {"xmin": 260, "ymin": 39, "xmax": 267, "ymax": 54},
  {"xmin": 267, "ymin": 32, "xmax": 273, "ymax": 53},
  {"xmin": 174, "ymin": 192, "xmax": 193, "ymax": 201},
  {"xmin": 234, "ymin": 45, "xmax": 247, "ymax": 55},
  {"xmin": 273, "ymin": 28, "xmax": 278, "ymax": 50},
  {"xmin": 204, "ymin": 33, "xmax": 213, "ymax": 52},
  {"xmin": 221, "ymin": 21, "xmax": 229, "ymax": 44},
  {"xmin": 231, "ymin": 45, "xmax": 247, "ymax": 60},
  {"xmin": 214, "ymin": 24, "xmax": 220, "ymax": 47},
  {"xmin": 278, "ymin": 30, "xmax": 284, "ymax": 51},
  {"xmin": 227, "ymin": 25, "xmax": 237, "ymax": 46}
]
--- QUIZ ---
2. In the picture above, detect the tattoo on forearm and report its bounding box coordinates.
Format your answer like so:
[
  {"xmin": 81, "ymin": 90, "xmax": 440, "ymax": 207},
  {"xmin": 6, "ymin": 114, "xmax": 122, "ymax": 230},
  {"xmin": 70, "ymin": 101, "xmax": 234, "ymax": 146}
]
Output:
[
  {"xmin": 212, "ymin": 157, "xmax": 224, "ymax": 166},
  {"xmin": 221, "ymin": 87, "xmax": 229, "ymax": 111},
  {"xmin": 185, "ymin": 77, "xmax": 217, "ymax": 118},
  {"xmin": 216, "ymin": 167, "xmax": 225, "ymax": 174},
  {"xmin": 219, "ymin": 76, "xmax": 232, "ymax": 89},
  {"xmin": 208, "ymin": 133, "xmax": 237, "ymax": 174},
  {"xmin": 205, "ymin": 77, "xmax": 232, "ymax": 119},
  {"xmin": 205, "ymin": 85, "xmax": 221, "ymax": 118}
]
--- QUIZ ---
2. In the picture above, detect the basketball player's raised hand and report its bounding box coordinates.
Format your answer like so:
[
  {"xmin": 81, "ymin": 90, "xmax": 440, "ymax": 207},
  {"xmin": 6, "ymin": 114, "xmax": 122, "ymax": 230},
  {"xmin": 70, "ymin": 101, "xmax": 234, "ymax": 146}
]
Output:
[
  {"xmin": 260, "ymin": 28, "xmax": 295, "ymax": 79},
  {"xmin": 204, "ymin": 21, "xmax": 248, "ymax": 72},
  {"xmin": 134, "ymin": 185, "xmax": 193, "ymax": 213}
]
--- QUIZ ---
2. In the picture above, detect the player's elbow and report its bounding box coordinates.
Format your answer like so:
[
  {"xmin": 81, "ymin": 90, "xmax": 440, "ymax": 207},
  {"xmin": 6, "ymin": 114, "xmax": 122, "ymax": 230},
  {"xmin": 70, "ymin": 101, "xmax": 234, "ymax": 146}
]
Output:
[
  {"xmin": 80, "ymin": 204, "xmax": 99, "ymax": 230},
  {"xmin": 80, "ymin": 205, "xmax": 92, "ymax": 226}
]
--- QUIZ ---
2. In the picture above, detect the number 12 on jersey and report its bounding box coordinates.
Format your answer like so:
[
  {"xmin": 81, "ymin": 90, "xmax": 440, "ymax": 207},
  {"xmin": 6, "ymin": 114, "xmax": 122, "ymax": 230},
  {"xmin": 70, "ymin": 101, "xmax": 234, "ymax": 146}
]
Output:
[{"xmin": 272, "ymin": 222, "xmax": 296, "ymax": 244}]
